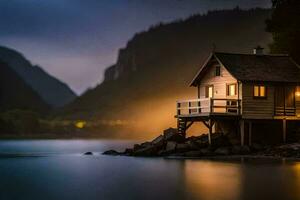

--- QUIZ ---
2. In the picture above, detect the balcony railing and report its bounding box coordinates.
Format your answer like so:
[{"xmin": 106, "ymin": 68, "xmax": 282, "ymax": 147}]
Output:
[
  {"xmin": 176, "ymin": 98, "xmax": 241, "ymax": 116},
  {"xmin": 275, "ymin": 106, "xmax": 296, "ymax": 116}
]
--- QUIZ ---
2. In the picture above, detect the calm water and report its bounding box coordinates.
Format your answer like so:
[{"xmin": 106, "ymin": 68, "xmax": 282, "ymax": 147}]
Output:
[{"xmin": 0, "ymin": 140, "xmax": 300, "ymax": 200}]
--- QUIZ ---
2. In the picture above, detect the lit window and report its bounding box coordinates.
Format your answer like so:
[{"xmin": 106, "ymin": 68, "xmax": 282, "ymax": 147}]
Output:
[
  {"xmin": 215, "ymin": 66, "xmax": 221, "ymax": 76},
  {"xmin": 227, "ymin": 84, "xmax": 237, "ymax": 96},
  {"xmin": 206, "ymin": 85, "xmax": 213, "ymax": 98},
  {"xmin": 254, "ymin": 85, "xmax": 266, "ymax": 98}
]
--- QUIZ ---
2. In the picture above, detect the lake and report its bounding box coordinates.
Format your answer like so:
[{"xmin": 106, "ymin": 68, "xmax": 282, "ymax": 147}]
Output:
[{"xmin": 0, "ymin": 140, "xmax": 300, "ymax": 200}]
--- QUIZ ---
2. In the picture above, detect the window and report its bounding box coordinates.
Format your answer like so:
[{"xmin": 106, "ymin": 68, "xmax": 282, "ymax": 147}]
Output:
[
  {"xmin": 254, "ymin": 85, "xmax": 266, "ymax": 98},
  {"xmin": 215, "ymin": 66, "xmax": 221, "ymax": 76},
  {"xmin": 227, "ymin": 83, "xmax": 237, "ymax": 96},
  {"xmin": 205, "ymin": 85, "xmax": 214, "ymax": 98}
]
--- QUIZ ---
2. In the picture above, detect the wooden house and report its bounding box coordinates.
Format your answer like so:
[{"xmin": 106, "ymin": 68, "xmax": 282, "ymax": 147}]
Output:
[{"xmin": 176, "ymin": 47, "xmax": 300, "ymax": 145}]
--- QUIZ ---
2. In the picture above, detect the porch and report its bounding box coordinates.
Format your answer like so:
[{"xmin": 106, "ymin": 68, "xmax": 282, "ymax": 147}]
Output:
[
  {"xmin": 175, "ymin": 98, "xmax": 241, "ymax": 143},
  {"xmin": 176, "ymin": 98, "xmax": 241, "ymax": 118}
]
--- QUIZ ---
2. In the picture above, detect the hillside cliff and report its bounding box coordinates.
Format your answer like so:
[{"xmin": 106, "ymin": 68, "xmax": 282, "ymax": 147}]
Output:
[
  {"xmin": 0, "ymin": 61, "xmax": 49, "ymax": 113},
  {"xmin": 0, "ymin": 46, "xmax": 76, "ymax": 107},
  {"xmin": 62, "ymin": 8, "xmax": 273, "ymax": 136}
]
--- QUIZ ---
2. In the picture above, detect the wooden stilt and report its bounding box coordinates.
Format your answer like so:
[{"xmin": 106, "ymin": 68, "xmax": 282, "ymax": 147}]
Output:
[
  {"xmin": 248, "ymin": 121, "xmax": 252, "ymax": 146},
  {"xmin": 240, "ymin": 120, "xmax": 245, "ymax": 146},
  {"xmin": 283, "ymin": 119, "xmax": 287, "ymax": 143},
  {"xmin": 208, "ymin": 119, "xmax": 212, "ymax": 145}
]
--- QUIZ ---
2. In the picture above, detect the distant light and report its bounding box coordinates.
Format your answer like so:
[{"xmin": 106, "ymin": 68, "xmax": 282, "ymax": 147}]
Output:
[
  {"xmin": 296, "ymin": 91, "xmax": 300, "ymax": 97},
  {"xmin": 75, "ymin": 121, "xmax": 86, "ymax": 129}
]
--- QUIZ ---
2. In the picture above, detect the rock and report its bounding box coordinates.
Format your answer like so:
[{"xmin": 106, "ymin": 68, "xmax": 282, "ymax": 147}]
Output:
[
  {"xmin": 186, "ymin": 140, "xmax": 201, "ymax": 150},
  {"xmin": 251, "ymin": 143, "xmax": 264, "ymax": 151},
  {"xmin": 140, "ymin": 142, "xmax": 152, "ymax": 148},
  {"xmin": 211, "ymin": 135, "xmax": 231, "ymax": 148},
  {"xmin": 165, "ymin": 141, "xmax": 177, "ymax": 152},
  {"xmin": 215, "ymin": 147, "xmax": 230, "ymax": 155},
  {"xmin": 151, "ymin": 135, "xmax": 165, "ymax": 146},
  {"xmin": 83, "ymin": 152, "xmax": 93, "ymax": 155},
  {"xmin": 132, "ymin": 144, "xmax": 159, "ymax": 156},
  {"xmin": 163, "ymin": 128, "xmax": 185, "ymax": 142},
  {"xmin": 124, "ymin": 148, "xmax": 133, "ymax": 155},
  {"xmin": 102, "ymin": 150, "xmax": 120, "ymax": 155},
  {"xmin": 278, "ymin": 143, "xmax": 300, "ymax": 151},
  {"xmin": 133, "ymin": 144, "xmax": 141, "ymax": 151},
  {"xmin": 176, "ymin": 143, "xmax": 190, "ymax": 152},
  {"xmin": 231, "ymin": 145, "xmax": 251, "ymax": 155},
  {"xmin": 184, "ymin": 151, "xmax": 202, "ymax": 157},
  {"xmin": 228, "ymin": 138, "xmax": 241, "ymax": 146},
  {"xmin": 200, "ymin": 148, "xmax": 214, "ymax": 156}
]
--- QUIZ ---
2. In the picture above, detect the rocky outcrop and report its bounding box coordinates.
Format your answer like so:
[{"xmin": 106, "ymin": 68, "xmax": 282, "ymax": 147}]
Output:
[
  {"xmin": 103, "ymin": 127, "xmax": 251, "ymax": 157},
  {"xmin": 103, "ymin": 128, "xmax": 300, "ymax": 158}
]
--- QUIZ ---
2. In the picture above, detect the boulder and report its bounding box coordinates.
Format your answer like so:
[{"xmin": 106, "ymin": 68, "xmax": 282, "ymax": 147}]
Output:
[
  {"xmin": 151, "ymin": 135, "xmax": 165, "ymax": 146},
  {"xmin": 186, "ymin": 140, "xmax": 201, "ymax": 150},
  {"xmin": 176, "ymin": 143, "xmax": 190, "ymax": 153},
  {"xmin": 214, "ymin": 147, "xmax": 230, "ymax": 155},
  {"xmin": 251, "ymin": 143, "xmax": 264, "ymax": 151},
  {"xmin": 133, "ymin": 144, "xmax": 141, "ymax": 151},
  {"xmin": 200, "ymin": 148, "xmax": 214, "ymax": 156},
  {"xmin": 184, "ymin": 151, "xmax": 202, "ymax": 157},
  {"xmin": 278, "ymin": 143, "xmax": 300, "ymax": 151},
  {"xmin": 140, "ymin": 142, "xmax": 152, "ymax": 148},
  {"xmin": 124, "ymin": 148, "xmax": 134, "ymax": 155},
  {"xmin": 163, "ymin": 128, "xmax": 185, "ymax": 142},
  {"xmin": 83, "ymin": 152, "xmax": 93, "ymax": 155},
  {"xmin": 231, "ymin": 145, "xmax": 251, "ymax": 155},
  {"xmin": 132, "ymin": 144, "xmax": 159, "ymax": 156},
  {"xmin": 102, "ymin": 150, "xmax": 120, "ymax": 155},
  {"xmin": 211, "ymin": 135, "xmax": 231, "ymax": 148},
  {"xmin": 165, "ymin": 141, "xmax": 177, "ymax": 152}
]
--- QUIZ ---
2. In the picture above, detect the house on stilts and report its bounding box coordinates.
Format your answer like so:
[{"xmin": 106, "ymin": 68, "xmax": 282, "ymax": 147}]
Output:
[{"xmin": 176, "ymin": 47, "xmax": 300, "ymax": 146}]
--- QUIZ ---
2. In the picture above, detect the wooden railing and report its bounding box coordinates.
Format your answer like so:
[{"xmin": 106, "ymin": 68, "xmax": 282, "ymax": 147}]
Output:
[
  {"xmin": 275, "ymin": 106, "xmax": 296, "ymax": 116},
  {"xmin": 176, "ymin": 98, "xmax": 241, "ymax": 116}
]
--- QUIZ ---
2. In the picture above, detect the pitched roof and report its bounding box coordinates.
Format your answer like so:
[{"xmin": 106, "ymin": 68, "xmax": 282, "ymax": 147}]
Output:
[{"xmin": 190, "ymin": 52, "xmax": 300, "ymax": 86}]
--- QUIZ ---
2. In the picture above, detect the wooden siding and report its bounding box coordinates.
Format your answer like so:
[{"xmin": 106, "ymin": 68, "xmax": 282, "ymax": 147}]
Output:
[
  {"xmin": 199, "ymin": 63, "xmax": 237, "ymax": 99},
  {"xmin": 242, "ymin": 83, "xmax": 274, "ymax": 119},
  {"xmin": 199, "ymin": 63, "xmax": 238, "ymax": 113}
]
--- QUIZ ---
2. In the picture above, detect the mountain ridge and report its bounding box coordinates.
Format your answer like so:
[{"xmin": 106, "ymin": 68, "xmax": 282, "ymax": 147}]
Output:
[
  {"xmin": 0, "ymin": 60, "xmax": 49, "ymax": 113},
  {"xmin": 0, "ymin": 46, "xmax": 76, "ymax": 107}
]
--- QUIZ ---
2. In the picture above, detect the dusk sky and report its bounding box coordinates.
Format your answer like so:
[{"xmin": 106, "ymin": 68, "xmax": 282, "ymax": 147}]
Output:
[{"xmin": 0, "ymin": 0, "xmax": 271, "ymax": 94}]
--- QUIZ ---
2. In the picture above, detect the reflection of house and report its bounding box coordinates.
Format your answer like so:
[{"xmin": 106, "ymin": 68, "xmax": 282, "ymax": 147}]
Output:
[{"xmin": 176, "ymin": 47, "xmax": 300, "ymax": 145}]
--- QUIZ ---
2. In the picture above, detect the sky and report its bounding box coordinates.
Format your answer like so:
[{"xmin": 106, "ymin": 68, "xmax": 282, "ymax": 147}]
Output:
[{"xmin": 0, "ymin": 0, "xmax": 271, "ymax": 94}]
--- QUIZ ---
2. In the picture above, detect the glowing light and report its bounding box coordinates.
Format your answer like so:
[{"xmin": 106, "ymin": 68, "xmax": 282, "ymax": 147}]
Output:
[
  {"xmin": 75, "ymin": 121, "xmax": 86, "ymax": 129},
  {"xmin": 295, "ymin": 91, "xmax": 300, "ymax": 97}
]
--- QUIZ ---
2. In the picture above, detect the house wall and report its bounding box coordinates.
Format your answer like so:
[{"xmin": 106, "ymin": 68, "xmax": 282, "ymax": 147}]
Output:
[
  {"xmin": 242, "ymin": 82, "xmax": 275, "ymax": 119},
  {"xmin": 198, "ymin": 63, "xmax": 238, "ymax": 113},
  {"xmin": 199, "ymin": 64, "xmax": 237, "ymax": 98}
]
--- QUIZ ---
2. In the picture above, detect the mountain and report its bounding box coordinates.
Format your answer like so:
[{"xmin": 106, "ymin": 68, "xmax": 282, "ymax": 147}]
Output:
[
  {"xmin": 0, "ymin": 61, "xmax": 49, "ymax": 113},
  {"xmin": 61, "ymin": 8, "xmax": 273, "ymax": 137},
  {"xmin": 0, "ymin": 46, "xmax": 76, "ymax": 107}
]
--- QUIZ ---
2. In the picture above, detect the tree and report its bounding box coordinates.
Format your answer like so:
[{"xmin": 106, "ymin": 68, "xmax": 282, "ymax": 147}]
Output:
[{"xmin": 266, "ymin": 0, "xmax": 300, "ymax": 63}]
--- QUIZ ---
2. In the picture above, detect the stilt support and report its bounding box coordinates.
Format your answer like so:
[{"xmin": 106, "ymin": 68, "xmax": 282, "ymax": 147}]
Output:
[
  {"xmin": 248, "ymin": 121, "xmax": 252, "ymax": 146},
  {"xmin": 240, "ymin": 120, "xmax": 245, "ymax": 146},
  {"xmin": 283, "ymin": 119, "xmax": 287, "ymax": 143}
]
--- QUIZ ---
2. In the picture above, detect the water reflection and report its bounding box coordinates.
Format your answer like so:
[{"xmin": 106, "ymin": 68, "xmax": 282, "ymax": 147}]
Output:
[
  {"xmin": 183, "ymin": 160, "xmax": 241, "ymax": 200},
  {"xmin": 182, "ymin": 159, "xmax": 300, "ymax": 200}
]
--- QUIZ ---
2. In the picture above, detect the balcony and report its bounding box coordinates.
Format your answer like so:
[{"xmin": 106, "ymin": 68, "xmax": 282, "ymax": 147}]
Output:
[{"xmin": 176, "ymin": 98, "xmax": 241, "ymax": 118}]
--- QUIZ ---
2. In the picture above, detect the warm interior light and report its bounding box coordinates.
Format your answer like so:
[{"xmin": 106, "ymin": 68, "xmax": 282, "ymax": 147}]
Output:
[
  {"xmin": 296, "ymin": 91, "xmax": 300, "ymax": 97},
  {"xmin": 75, "ymin": 121, "xmax": 86, "ymax": 129}
]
